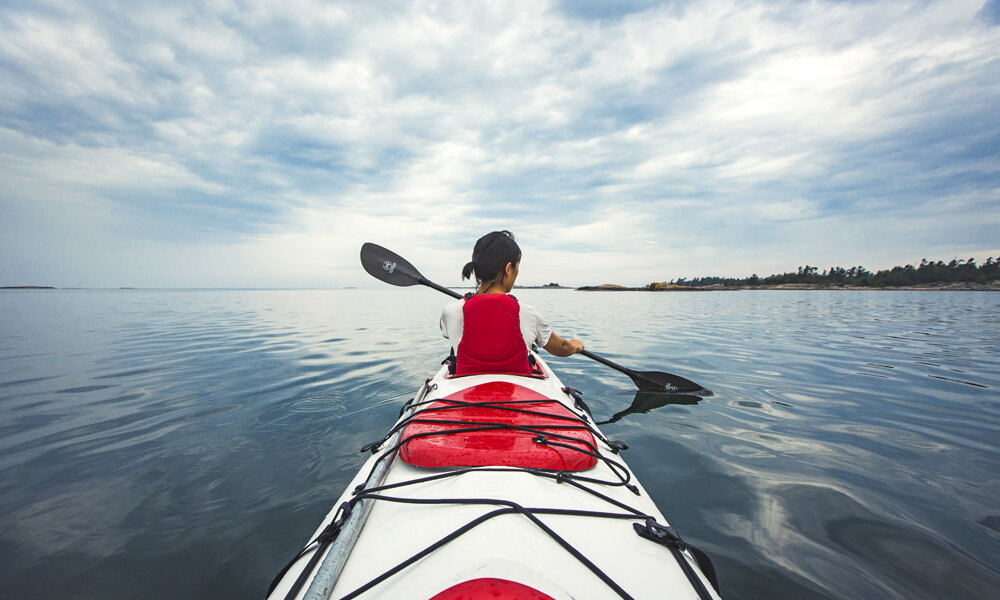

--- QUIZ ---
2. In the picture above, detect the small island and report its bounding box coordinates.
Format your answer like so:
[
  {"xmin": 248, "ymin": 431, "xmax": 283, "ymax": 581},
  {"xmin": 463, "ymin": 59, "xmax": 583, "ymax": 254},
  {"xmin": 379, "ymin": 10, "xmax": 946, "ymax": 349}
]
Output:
[{"xmin": 513, "ymin": 283, "xmax": 572, "ymax": 289}]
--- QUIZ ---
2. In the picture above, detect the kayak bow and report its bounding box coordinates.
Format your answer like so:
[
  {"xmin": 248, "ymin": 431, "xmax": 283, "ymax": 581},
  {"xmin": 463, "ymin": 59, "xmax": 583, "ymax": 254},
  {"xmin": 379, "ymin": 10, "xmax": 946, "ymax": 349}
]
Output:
[{"xmin": 267, "ymin": 353, "xmax": 721, "ymax": 600}]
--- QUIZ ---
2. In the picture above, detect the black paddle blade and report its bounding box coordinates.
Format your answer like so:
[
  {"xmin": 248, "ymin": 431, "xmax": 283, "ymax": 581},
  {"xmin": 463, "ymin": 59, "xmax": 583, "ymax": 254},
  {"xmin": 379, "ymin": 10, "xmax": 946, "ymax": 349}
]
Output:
[
  {"xmin": 360, "ymin": 243, "xmax": 424, "ymax": 287},
  {"xmin": 631, "ymin": 370, "xmax": 711, "ymax": 395}
]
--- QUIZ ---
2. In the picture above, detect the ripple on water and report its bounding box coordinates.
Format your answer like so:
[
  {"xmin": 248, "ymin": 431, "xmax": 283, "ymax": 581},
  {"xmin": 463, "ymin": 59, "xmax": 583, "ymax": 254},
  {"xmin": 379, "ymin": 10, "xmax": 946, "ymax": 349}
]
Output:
[{"xmin": 2, "ymin": 289, "xmax": 999, "ymax": 600}]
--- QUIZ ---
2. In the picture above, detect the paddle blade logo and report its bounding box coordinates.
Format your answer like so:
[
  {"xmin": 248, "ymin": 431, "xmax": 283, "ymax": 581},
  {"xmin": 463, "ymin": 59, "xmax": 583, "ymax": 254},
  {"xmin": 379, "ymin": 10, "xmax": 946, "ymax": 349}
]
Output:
[{"xmin": 383, "ymin": 261, "xmax": 397, "ymax": 274}]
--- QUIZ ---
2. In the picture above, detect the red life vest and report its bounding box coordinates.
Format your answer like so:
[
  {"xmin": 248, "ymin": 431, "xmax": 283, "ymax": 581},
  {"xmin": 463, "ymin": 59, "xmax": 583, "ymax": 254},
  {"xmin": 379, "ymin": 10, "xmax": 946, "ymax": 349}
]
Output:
[{"xmin": 455, "ymin": 294, "xmax": 532, "ymax": 376}]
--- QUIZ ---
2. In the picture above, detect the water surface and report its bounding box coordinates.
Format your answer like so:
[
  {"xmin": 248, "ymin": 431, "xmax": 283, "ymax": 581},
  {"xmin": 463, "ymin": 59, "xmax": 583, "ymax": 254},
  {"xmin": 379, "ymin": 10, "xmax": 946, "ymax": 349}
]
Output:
[{"xmin": 1, "ymin": 289, "xmax": 998, "ymax": 598}]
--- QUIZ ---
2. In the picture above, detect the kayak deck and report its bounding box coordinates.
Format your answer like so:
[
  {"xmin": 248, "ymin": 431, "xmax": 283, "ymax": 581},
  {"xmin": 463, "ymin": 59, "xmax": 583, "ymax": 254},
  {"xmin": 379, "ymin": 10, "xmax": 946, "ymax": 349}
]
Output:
[{"xmin": 267, "ymin": 356, "xmax": 720, "ymax": 600}]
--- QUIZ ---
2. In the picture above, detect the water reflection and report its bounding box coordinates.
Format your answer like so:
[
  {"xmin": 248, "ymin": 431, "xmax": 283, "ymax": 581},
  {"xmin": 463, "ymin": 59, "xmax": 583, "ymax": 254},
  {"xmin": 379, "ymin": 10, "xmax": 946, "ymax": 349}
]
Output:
[{"xmin": 597, "ymin": 389, "xmax": 704, "ymax": 425}]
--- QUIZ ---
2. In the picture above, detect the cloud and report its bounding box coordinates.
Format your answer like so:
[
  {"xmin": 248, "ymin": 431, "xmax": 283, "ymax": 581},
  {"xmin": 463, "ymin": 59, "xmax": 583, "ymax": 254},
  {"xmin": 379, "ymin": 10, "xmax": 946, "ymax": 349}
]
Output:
[{"xmin": 1, "ymin": 0, "xmax": 998, "ymax": 287}]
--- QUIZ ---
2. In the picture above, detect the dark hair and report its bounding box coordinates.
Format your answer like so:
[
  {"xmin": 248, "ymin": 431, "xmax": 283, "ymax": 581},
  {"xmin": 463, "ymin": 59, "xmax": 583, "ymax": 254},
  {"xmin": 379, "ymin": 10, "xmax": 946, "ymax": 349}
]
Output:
[{"xmin": 462, "ymin": 230, "xmax": 522, "ymax": 284}]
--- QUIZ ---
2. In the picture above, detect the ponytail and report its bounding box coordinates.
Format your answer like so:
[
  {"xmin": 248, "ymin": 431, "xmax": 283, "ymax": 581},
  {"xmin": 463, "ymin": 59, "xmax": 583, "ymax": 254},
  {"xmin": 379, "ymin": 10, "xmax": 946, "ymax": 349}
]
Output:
[{"xmin": 462, "ymin": 261, "xmax": 476, "ymax": 280}]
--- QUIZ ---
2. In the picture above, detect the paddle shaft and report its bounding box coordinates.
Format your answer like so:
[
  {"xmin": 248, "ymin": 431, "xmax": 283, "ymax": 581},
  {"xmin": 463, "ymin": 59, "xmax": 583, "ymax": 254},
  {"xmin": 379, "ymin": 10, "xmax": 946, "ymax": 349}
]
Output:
[
  {"xmin": 420, "ymin": 276, "xmax": 463, "ymax": 300},
  {"xmin": 579, "ymin": 349, "xmax": 636, "ymax": 378}
]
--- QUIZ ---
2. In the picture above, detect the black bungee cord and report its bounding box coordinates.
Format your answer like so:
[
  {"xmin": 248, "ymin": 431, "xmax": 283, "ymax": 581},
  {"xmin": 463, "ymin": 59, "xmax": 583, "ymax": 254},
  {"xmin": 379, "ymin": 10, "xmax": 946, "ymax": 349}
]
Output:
[{"xmin": 269, "ymin": 379, "xmax": 719, "ymax": 600}]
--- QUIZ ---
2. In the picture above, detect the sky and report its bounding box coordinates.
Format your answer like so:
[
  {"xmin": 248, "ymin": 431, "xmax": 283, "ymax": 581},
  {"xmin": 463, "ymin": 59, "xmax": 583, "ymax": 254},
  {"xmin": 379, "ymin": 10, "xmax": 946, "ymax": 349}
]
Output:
[{"xmin": 1, "ymin": 0, "xmax": 998, "ymax": 288}]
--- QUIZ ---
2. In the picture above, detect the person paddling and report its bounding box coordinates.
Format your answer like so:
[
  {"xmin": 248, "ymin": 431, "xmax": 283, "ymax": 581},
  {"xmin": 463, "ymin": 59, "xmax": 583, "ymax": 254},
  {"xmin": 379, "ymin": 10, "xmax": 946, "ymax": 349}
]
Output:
[{"xmin": 440, "ymin": 230, "xmax": 584, "ymax": 376}]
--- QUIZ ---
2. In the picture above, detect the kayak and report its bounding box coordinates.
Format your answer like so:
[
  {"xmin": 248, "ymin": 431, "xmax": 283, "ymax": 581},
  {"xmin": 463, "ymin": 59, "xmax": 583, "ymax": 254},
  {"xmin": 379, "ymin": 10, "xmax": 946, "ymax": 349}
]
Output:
[{"xmin": 267, "ymin": 352, "xmax": 721, "ymax": 600}]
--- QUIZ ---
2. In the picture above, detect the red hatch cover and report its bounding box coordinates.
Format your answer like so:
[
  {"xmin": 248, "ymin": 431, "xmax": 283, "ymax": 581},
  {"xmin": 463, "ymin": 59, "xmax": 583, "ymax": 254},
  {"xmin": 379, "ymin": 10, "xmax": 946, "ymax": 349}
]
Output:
[
  {"xmin": 399, "ymin": 381, "xmax": 598, "ymax": 471},
  {"xmin": 429, "ymin": 578, "xmax": 557, "ymax": 600}
]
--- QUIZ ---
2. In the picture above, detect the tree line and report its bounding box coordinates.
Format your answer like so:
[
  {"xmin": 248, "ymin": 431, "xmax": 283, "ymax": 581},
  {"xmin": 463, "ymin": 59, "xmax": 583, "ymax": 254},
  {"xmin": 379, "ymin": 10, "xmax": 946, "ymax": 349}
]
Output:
[{"xmin": 667, "ymin": 258, "xmax": 1000, "ymax": 288}]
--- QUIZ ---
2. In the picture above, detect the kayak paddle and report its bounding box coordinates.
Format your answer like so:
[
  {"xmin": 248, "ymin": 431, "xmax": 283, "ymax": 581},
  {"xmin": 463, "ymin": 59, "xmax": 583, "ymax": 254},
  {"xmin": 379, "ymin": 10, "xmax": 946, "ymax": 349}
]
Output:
[{"xmin": 360, "ymin": 242, "xmax": 709, "ymax": 394}]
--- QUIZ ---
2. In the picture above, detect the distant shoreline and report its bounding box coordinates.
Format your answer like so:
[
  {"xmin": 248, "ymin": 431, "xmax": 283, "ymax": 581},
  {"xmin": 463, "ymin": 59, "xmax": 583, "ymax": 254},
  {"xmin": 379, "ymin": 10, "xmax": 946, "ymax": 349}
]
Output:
[
  {"xmin": 577, "ymin": 282, "xmax": 1000, "ymax": 292},
  {"xmin": 577, "ymin": 284, "xmax": 707, "ymax": 292},
  {"xmin": 0, "ymin": 286, "xmax": 56, "ymax": 289},
  {"xmin": 4, "ymin": 283, "xmax": 995, "ymax": 292}
]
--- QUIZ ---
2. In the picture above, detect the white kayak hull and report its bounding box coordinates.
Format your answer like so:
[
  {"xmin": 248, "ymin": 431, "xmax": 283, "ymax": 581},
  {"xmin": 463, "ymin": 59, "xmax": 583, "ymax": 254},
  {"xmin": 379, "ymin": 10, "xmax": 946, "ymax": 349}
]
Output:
[{"xmin": 268, "ymin": 354, "xmax": 721, "ymax": 600}]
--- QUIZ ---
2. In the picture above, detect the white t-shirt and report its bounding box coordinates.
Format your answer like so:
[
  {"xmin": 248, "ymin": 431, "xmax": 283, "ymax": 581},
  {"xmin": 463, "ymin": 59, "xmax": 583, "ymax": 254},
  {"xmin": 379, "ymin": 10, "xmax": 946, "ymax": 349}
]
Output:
[{"xmin": 440, "ymin": 296, "xmax": 553, "ymax": 353}]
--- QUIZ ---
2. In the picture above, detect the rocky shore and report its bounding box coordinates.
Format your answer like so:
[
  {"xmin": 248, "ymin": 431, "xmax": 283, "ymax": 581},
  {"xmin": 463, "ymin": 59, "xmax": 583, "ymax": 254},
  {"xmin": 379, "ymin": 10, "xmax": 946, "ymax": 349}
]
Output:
[{"xmin": 578, "ymin": 281, "xmax": 1000, "ymax": 291}]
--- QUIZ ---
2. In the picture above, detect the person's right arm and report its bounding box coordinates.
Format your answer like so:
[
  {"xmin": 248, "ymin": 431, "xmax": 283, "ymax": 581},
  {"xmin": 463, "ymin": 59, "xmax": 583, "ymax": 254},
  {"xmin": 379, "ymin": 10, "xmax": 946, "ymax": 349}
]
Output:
[{"xmin": 542, "ymin": 332, "xmax": 584, "ymax": 357}]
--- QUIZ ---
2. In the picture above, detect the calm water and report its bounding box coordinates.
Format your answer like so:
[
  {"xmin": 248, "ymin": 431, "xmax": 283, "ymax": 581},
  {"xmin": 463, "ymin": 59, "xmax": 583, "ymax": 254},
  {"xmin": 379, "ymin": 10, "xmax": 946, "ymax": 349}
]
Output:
[{"xmin": 1, "ymin": 289, "xmax": 998, "ymax": 599}]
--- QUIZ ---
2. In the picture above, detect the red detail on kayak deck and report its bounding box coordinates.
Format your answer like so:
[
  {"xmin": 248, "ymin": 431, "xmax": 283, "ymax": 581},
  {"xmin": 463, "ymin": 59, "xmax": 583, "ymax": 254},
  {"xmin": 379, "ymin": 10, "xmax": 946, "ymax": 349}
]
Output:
[
  {"xmin": 399, "ymin": 382, "xmax": 598, "ymax": 471},
  {"xmin": 429, "ymin": 578, "xmax": 557, "ymax": 600}
]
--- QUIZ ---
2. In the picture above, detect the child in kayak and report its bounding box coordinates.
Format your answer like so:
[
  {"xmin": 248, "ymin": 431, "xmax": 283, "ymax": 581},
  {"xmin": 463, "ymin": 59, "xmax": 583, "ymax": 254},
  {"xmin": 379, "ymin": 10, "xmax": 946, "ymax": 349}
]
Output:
[{"xmin": 440, "ymin": 230, "xmax": 585, "ymax": 375}]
